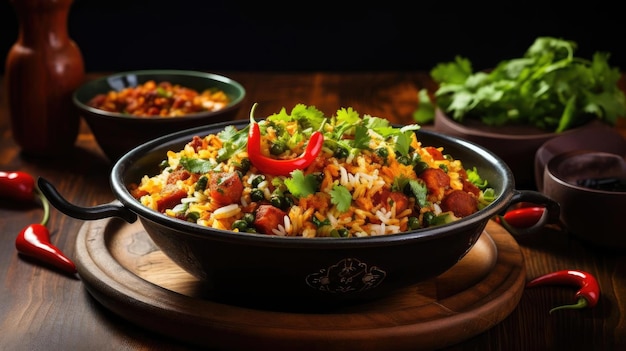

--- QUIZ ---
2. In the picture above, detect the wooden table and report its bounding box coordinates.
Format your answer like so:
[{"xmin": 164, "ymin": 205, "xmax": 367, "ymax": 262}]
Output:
[{"xmin": 1, "ymin": 71, "xmax": 625, "ymax": 350}]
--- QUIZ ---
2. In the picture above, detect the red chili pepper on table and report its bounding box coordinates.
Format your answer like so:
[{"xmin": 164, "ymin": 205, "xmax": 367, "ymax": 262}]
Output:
[
  {"xmin": 247, "ymin": 103, "xmax": 325, "ymax": 176},
  {"xmin": 526, "ymin": 270, "xmax": 600, "ymax": 314},
  {"xmin": 16, "ymin": 223, "xmax": 77, "ymax": 275},
  {"xmin": 496, "ymin": 206, "xmax": 546, "ymax": 228},
  {"xmin": 0, "ymin": 170, "xmax": 36, "ymax": 202},
  {"xmin": 2, "ymin": 170, "xmax": 77, "ymax": 275}
]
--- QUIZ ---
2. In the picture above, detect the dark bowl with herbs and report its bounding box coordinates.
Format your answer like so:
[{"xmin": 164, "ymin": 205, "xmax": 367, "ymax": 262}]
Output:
[
  {"xmin": 38, "ymin": 105, "xmax": 560, "ymax": 311},
  {"xmin": 424, "ymin": 37, "xmax": 626, "ymax": 189}
]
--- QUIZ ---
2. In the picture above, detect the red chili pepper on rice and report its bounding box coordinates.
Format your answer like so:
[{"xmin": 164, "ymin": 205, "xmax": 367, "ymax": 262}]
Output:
[{"xmin": 247, "ymin": 103, "xmax": 324, "ymax": 176}]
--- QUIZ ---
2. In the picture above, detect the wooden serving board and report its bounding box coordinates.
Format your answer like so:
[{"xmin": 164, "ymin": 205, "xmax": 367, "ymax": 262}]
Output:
[{"xmin": 75, "ymin": 218, "xmax": 525, "ymax": 351}]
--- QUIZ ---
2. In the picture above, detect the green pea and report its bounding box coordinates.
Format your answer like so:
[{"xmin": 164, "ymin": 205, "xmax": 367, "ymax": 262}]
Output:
[
  {"xmin": 375, "ymin": 147, "xmax": 389, "ymax": 159},
  {"xmin": 284, "ymin": 196, "xmax": 294, "ymax": 208},
  {"xmin": 330, "ymin": 228, "xmax": 349, "ymax": 238},
  {"xmin": 271, "ymin": 195, "xmax": 285, "ymax": 209},
  {"xmin": 195, "ymin": 175, "xmax": 208, "ymax": 191},
  {"xmin": 397, "ymin": 155, "xmax": 411, "ymax": 165},
  {"xmin": 270, "ymin": 142, "xmax": 286, "ymax": 155},
  {"xmin": 250, "ymin": 188, "xmax": 265, "ymax": 201},
  {"xmin": 408, "ymin": 216, "xmax": 421, "ymax": 230},
  {"xmin": 243, "ymin": 213, "xmax": 255, "ymax": 224},
  {"xmin": 423, "ymin": 212, "xmax": 436, "ymax": 226},
  {"xmin": 413, "ymin": 161, "xmax": 429, "ymax": 174},
  {"xmin": 334, "ymin": 147, "xmax": 349, "ymax": 159},
  {"xmin": 251, "ymin": 175, "xmax": 265, "ymax": 188},
  {"xmin": 238, "ymin": 158, "xmax": 251, "ymax": 174},
  {"xmin": 186, "ymin": 212, "xmax": 200, "ymax": 222},
  {"xmin": 232, "ymin": 219, "xmax": 249, "ymax": 232}
]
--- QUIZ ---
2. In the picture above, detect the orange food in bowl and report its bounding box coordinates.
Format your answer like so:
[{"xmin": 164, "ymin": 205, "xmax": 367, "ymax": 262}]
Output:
[{"xmin": 87, "ymin": 80, "xmax": 230, "ymax": 117}]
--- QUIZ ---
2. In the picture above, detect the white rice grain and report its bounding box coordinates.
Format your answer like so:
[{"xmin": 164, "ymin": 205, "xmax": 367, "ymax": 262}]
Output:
[
  {"xmin": 284, "ymin": 215, "xmax": 292, "ymax": 235},
  {"xmin": 212, "ymin": 203, "xmax": 240, "ymax": 219}
]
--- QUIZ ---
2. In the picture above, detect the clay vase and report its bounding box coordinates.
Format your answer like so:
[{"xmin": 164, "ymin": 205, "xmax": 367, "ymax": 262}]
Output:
[{"xmin": 5, "ymin": 0, "xmax": 85, "ymax": 156}]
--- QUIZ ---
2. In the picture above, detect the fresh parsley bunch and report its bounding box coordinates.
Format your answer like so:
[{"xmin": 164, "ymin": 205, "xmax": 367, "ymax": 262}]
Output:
[{"xmin": 420, "ymin": 37, "xmax": 626, "ymax": 132}]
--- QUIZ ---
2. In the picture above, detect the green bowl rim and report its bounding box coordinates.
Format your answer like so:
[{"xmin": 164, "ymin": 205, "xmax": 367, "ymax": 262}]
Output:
[{"xmin": 73, "ymin": 69, "xmax": 246, "ymax": 120}]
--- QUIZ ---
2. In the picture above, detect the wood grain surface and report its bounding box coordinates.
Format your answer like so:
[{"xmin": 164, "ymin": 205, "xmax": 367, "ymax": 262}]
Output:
[{"xmin": 75, "ymin": 218, "xmax": 524, "ymax": 351}]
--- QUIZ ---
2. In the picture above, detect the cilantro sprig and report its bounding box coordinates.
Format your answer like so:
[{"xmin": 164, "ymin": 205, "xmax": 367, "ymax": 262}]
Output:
[
  {"xmin": 419, "ymin": 37, "xmax": 626, "ymax": 132},
  {"xmin": 216, "ymin": 124, "xmax": 249, "ymax": 162}
]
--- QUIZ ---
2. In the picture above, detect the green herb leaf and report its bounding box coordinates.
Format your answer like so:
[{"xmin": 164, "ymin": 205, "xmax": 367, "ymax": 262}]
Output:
[
  {"xmin": 408, "ymin": 179, "xmax": 428, "ymax": 207},
  {"xmin": 335, "ymin": 107, "xmax": 361, "ymax": 125},
  {"xmin": 330, "ymin": 185, "xmax": 352, "ymax": 212},
  {"xmin": 284, "ymin": 170, "xmax": 319, "ymax": 198},
  {"xmin": 429, "ymin": 37, "xmax": 626, "ymax": 132},
  {"xmin": 393, "ymin": 176, "xmax": 428, "ymax": 207},
  {"xmin": 414, "ymin": 89, "xmax": 436, "ymax": 124},
  {"xmin": 466, "ymin": 166, "xmax": 488, "ymax": 189},
  {"xmin": 216, "ymin": 125, "xmax": 249, "ymax": 162},
  {"xmin": 180, "ymin": 156, "xmax": 215, "ymax": 174},
  {"xmin": 478, "ymin": 188, "xmax": 496, "ymax": 209},
  {"xmin": 352, "ymin": 125, "xmax": 371, "ymax": 150}
]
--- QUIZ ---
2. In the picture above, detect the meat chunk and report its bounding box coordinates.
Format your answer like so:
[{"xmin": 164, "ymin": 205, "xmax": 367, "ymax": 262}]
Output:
[
  {"xmin": 156, "ymin": 184, "xmax": 187, "ymax": 213},
  {"xmin": 424, "ymin": 146, "xmax": 444, "ymax": 160},
  {"xmin": 458, "ymin": 169, "xmax": 481, "ymax": 196},
  {"xmin": 128, "ymin": 183, "xmax": 148, "ymax": 199},
  {"xmin": 418, "ymin": 168, "xmax": 450, "ymax": 202},
  {"xmin": 167, "ymin": 168, "xmax": 191, "ymax": 184},
  {"xmin": 188, "ymin": 135, "xmax": 205, "ymax": 152},
  {"xmin": 209, "ymin": 172, "xmax": 244, "ymax": 206},
  {"xmin": 440, "ymin": 189, "xmax": 478, "ymax": 218},
  {"xmin": 254, "ymin": 205, "xmax": 287, "ymax": 235},
  {"xmin": 375, "ymin": 190, "xmax": 411, "ymax": 213}
]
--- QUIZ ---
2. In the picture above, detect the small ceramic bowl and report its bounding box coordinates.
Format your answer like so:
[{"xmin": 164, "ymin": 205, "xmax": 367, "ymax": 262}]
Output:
[
  {"xmin": 534, "ymin": 121, "xmax": 626, "ymax": 192},
  {"xmin": 543, "ymin": 150, "xmax": 626, "ymax": 251},
  {"xmin": 433, "ymin": 109, "xmax": 594, "ymax": 190},
  {"xmin": 73, "ymin": 70, "xmax": 246, "ymax": 162}
]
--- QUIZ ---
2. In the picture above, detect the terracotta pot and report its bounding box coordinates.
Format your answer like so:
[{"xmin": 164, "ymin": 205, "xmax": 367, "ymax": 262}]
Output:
[{"xmin": 5, "ymin": 0, "xmax": 85, "ymax": 156}]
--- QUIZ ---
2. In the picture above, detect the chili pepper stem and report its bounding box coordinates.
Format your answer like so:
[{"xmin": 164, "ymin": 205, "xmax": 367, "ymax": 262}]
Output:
[
  {"xmin": 249, "ymin": 102, "xmax": 259, "ymax": 124},
  {"xmin": 549, "ymin": 297, "xmax": 589, "ymax": 314},
  {"xmin": 35, "ymin": 187, "xmax": 50, "ymax": 227}
]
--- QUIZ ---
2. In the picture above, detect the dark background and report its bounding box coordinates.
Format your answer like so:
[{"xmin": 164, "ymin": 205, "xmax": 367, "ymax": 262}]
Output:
[{"xmin": 1, "ymin": 0, "xmax": 625, "ymax": 74}]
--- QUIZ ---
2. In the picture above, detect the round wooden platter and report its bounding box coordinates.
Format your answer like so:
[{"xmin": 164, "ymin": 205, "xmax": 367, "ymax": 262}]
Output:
[{"xmin": 75, "ymin": 218, "xmax": 525, "ymax": 351}]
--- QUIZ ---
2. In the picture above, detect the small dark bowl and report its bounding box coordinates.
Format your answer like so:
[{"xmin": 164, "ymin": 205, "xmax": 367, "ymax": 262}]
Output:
[
  {"xmin": 534, "ymin": 120, "xmax": 626, "ymax": 192},
  {"xmin": 543, "ymin": 150, "xmax": 626, "ymax": 251},
  {"xmin": 73, "ymin": 70, "xmax": 246, "ymax": 162},
  {"xmin": 39, "ymin": 120, "xmax": 560, "ymax": 311},
  {"xmin": 434, "ymin": 108, "xmax": 594, "ymax": 190}
]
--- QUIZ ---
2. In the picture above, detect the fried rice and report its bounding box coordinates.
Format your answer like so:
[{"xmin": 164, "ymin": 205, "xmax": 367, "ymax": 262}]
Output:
[{"xmin": 129, "ymin": 104, "xmax": 494, "ymax": 238}]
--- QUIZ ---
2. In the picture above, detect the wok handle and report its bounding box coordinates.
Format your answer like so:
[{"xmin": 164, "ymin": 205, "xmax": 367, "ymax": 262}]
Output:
[
  {"xmin": 37, "ymin": 177, "xmax": 137, "ymax": 223},
  {"xmin": 497, "ymin": 190, "xmax": 561, "ymax": 237}
]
